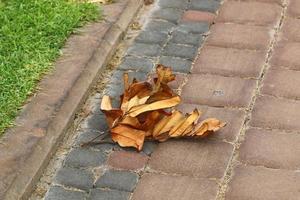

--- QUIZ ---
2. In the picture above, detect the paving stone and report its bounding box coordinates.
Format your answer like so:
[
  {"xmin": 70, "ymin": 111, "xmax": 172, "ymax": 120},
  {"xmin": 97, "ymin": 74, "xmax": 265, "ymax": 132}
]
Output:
[
  {"xmin": 104, "ymin": 70, "xmax": 148, "ymax": 98},
  {"xmin": 262, "ymin": 68, "xmax": 300, "ymax": 99},
  {"xmin": 239, "ymin": 128, "xmax": 300, "ymax": 170},
  {"xmin": 149, "ymin": 140, "xmax": 233, "ymax": 178},
  {"xmin": 127, "ymin": 43, "xmax": 161, "ymax": 58},
  {"xmin": 132, "ymin": 173, "xmax": 218, "ymax": 200},
  {"xmin": 177, "ymin": 104, "xmax": 245, "ymax": 142},
  {"xmin": 118, "ymin": 56, "xmax": 154, "ymax": 72},
  {"xmin": 177, "ymin": 21, "xmax": 209, "ymax": 34},
  {"xmin": 280, "ymin": 17, "xmax": 300, "ymax": 42},
  {"xmin": 75, "ymin": 130, "xmax": 116, "ymax": 152},
  {"xmin": 192, "ymin": 46, "xmax": 265, "ymax": 78},
  {"xmin": 226, "ymin": 165, "xmax": 300, "ymax": 200},
  {"xmin": 89, "ymin": 189, "xmax": 130, "ymax": 200},
  {"xmin": 142, "ymin": 141, "xmax": 158, "ymax": 155},
  {"xmin": 151, "ymin": 8, "xmax": 183, "ymax": 24},
  {"xmin": 190, "ymin": 0, "xmax": 221, "ymax": 13},
  {"xmin": 168, "ymin": 73, "xmax": 187, "ymax": 90},
  {"xmin": 144, "ymin": 20, "xmax": 175, "ymax": 34},
  {"xmin": 270, "ymin": 42, "xmax": 300, "ymax": 70},
  {"xmin": 181, "ymin": 74, "xmax": 256, "ymax": 107},
  {"xmin": 135, "ymin": 31, "xmax": 168, "ymax": 46},
  {"xmin": 182, "ymin": 10, "xmax": 215, "ymax": 23},
  {"xmin": 250, "ymin": 95, "xmax": 300, "ymax": 130},
  {"xmin": 76, "ymin": 129, "xmax": 106, "ymax": 145},
  {"xmin": 288, "ymin": 0, "xmax": 300, "ymax": 18},
  {"xmin": 217, "ymin": 1, "xmax": 281, "ymax": 26},
  {"xmin": 170, "ymin": 30, "xmax": 203, "ymax": 46},
  {"xmin": 207, "ymin": 23, "xmax": 271, "ymax": 50},
  {"xmin": 83, "ymin": 112, "xmax": 109, "ymax": 132},
  {"xmin": 163, "ymin": 43, "xmax": 197, "ymax": 60},
  {"xmin": 107, "ymin": 151, "xmax": 149, "ymax": 170},
  {"xmin": 54, "ymin": 167, "xmax": 94, "ymax": 191},
  {"xmin": 159, "ymin": 56, "xmax": 192, "ymax": 73},
  {"xmin": 158, "ymin": 0, "xmax": 188, "ymax": 9},
  {"xmin": 64, "ymin": 148, "xmax": 106, "ymax": 168},
  {"xmin": 95, "ymin": 170, "xmax": 138, "ymax": 192},
  {"xmin": 45, "ymin": 186, "xmax": 86, "ymax": 200}
]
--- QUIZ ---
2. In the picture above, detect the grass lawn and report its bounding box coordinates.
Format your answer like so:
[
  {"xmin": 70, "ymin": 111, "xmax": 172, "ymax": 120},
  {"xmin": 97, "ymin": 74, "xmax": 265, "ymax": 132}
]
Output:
[{"xmin": 0, "ymin": 0, "xmax": 100, "ymax": 135}]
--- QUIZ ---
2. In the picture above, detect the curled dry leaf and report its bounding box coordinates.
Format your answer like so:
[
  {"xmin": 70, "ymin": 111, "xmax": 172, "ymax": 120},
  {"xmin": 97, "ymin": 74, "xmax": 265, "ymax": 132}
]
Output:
[{"xmin": 100, "ymin": 65, "xmax": 226, "ymax": 150}]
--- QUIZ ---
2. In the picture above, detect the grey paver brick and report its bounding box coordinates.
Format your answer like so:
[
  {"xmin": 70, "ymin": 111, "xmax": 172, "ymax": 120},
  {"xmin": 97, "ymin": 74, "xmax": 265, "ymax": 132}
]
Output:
[
  {"xmin": 144, "ymin": 20, "xmax": 175, "ymax": 34},
  {"xmin": 64, "ymin": 148, "xmax": 106, "ymax": 168},
  {"xmin": 54, "ymin": 167, "xmax": 94, "ymax": 190},
  {"xmin": 159, "ymin": 56, "xmax": 192, "ymax": 73},
  {"xmin": 135, "ymin": 31, "xmax": 168, "ymax": 46},
  {"xmin": 163, "ymin": 43, "xmax": 197, "ymax": 60},
  {"xmin": 89, "ymin": 189, "xmax": 130, "ymax": 200},
  {"xmin": 119, "ymin": 56, "xmax": 154, "ymax": 72},
  {"xmin": 142, "ymin": 141, "xmax": 158, "ymax": 155},
  {"xmin": 158, "ymin": 0, "xmax": 188, "ymax": 9},
  {"xmin": 151, "ymin": 8, "xmax": 183, "ymax": 24},
  {"xmin": 75, "ymin": 130, "xmax": 116, "ymax": 152},
  {"xmin": 45, "ymin": 186, "xmax": 86, "ymax": 200},
  {"xmin": 127, "ymin": 43, "xmax": 161, "ymax": 58},
  {"xmin": 177, "ymin": 21, "xmax": 209, "ymax": 34},
  {"xmin": 84, "ymin": 112, "xmax": 108, "ymax": 132},
  {"xmin": 190, "ymin": 0, "xmax": 221, "ymax": 13},
  {"xmin": 95, "ymin": 170, "xmax": 138, "ymax": 192},
  {"xmin": 170, "ymin": 30, "xmax": 203, "ymax": 46}
]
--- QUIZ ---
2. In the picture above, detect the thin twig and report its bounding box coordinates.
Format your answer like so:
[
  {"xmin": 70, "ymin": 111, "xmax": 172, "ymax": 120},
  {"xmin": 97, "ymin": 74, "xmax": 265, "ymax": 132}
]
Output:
[{"xmin": 80, "ymin": 131, "xmax": 110, "ymax": 147}]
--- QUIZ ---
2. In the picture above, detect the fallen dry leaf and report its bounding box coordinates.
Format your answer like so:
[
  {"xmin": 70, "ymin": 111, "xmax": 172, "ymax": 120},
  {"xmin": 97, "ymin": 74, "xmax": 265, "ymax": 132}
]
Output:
[{"xmin": 100, "ymin": 65, "xmax": 226, "ymax": 150}]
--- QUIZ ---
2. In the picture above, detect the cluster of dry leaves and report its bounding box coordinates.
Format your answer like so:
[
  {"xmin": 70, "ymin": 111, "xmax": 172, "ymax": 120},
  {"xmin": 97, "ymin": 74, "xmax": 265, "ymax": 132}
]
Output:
[{"xmin": 101, "ymin": 65, "xmax": 226, "ymax": 150}]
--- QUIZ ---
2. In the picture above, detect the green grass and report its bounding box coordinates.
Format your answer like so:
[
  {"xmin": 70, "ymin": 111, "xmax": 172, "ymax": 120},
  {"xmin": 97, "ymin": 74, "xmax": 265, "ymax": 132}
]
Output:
[{"xmin": 0, "ymin": 0, "xmax": 100, "ymax": 135}]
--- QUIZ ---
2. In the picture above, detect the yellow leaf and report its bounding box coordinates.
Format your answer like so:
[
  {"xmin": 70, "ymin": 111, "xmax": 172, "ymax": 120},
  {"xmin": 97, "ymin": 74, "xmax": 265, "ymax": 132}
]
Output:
[
  {"xmin": 111, "ymin": 124, "xmax": 146, "ymax": 151},
  {"xmin": 153, "ymin": 111, "xmax": 183, "ymax": 137},
  {"xmin": 127, "ymin": 95, "xmax": 150, "ymax": 112},
  {"xmin": 128, "ymin": 96, "xmax": 180, "ymax": 117},
  {"xmin": 192, "ymin": 118, "xmax": 226, "ymax": 137},
  {"xmin": 101, "ymin": 95, "xmax": 113, "ymax": 110}
]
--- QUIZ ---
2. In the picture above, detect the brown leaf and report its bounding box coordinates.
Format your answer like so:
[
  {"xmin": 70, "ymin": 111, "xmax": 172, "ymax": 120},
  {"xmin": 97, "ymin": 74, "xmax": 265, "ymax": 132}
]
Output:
[
  {"xmin": 102, "ymin": 110, "xmax": 123, "ymax": 128},
  {"xmin": 153, "ymin": 110, "xmax": 183, "ymax": 138},
  {"xmin": 111, "ymin": 124, "xmax": 145, "ymax": 151},
  {"xmin": 120, "ymin": 116, "xmax": 141, "ymax": 128},
  {"xmin": 99, "ymin": 65, "xmax": 226, "ymax": 151},
  {"xmin": 169, "ymin": 109, "xmax": 201, "ymax": 137},
  {"xmin": 128, "ymin": 96, "xmax": 181, "ymax": 117},
  {"xmin": 192, "ymin": 118, "xmax": 226, "ymax": 138},
  {"xmin": 139, "ymin": 111, "xmax": 162, "ymax": 132}
]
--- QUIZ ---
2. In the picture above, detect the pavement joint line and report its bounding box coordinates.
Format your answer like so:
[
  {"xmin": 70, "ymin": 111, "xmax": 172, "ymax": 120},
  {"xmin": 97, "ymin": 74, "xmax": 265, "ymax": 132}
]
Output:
[{"xmin": 215, "ymin": 0, "xmax": 288, "ymax": 199}]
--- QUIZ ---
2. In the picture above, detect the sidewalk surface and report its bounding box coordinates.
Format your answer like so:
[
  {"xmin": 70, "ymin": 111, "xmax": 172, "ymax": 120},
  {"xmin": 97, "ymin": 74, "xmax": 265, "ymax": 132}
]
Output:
[{"xmin": 42, "ymin": 0, "xmax": 300, "ymax": 199}]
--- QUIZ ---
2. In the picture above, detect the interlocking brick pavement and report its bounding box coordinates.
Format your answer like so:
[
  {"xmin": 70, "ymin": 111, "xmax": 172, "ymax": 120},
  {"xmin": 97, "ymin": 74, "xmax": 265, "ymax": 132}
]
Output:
[{"xmin": 41, "ymin": 0, "xmax": 300, "ymax": 199}]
